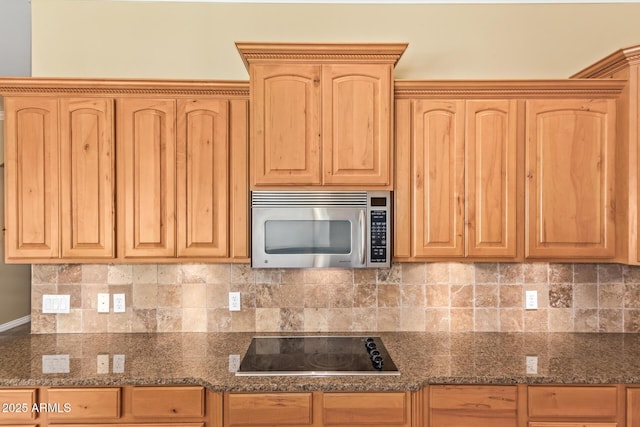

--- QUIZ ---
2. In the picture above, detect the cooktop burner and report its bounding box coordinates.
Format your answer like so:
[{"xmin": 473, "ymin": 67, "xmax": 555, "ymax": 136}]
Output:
[{"xmin": 236, "ymin": 336, "xmax": 399, "ymax": 376}]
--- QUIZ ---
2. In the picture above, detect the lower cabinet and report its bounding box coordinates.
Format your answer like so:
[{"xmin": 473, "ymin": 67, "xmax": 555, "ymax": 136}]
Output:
[
  {"xmin": 0, "ymin": 386, "xmax": 221, "ymax": 427},
  {"xmin": 527, "ymin": 386, "xmax": 623, "ymax": 427},
  {"xmin": 427, "ymin": 385, "xmax": 519, "ymax": 427},
  {"xmin": 0, "ymin": 385, "xmax": 635, "ymax": 427},
  {"xmin": 223, "ymin": 392, "xmax": 411, "ymax": 427}
]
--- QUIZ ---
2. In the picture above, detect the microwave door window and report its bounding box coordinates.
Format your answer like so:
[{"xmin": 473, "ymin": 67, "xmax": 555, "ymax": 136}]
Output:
[{"xmin": 264, "ymin": 220, "xmax": 351, "ymax": 255}]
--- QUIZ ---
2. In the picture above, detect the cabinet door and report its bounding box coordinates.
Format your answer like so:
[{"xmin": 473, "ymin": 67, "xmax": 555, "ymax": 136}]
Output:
[
  {"xmin": 322, "ymin": 64, "xmax": 392, "ymax": 187},
  {"xmin": 526, "ymin": 99, "xmax": 616, "ymax": 258},
  {"xmin": 412, "ymin": 100, "xmax": 465, "ymax": 257},
  {"xmin": 466, "ymin": 100, "xmax": 518, "ymax": 257},
  {"xmin": 4, "ymin": 97, "xmax": 60, "ymax": 259},
  {"xmin": 628, "ymin": 387, "xmax": 640, "ymax": 427},
  {"xmin": 60, "ymin": 98, "xmax": 115, "ymax": 259},
  {"xmin": 177, "ymin": 99, "xmax": 228, "ymax": 258},
  {"xmin": 322, "ymin": 392, "xmax": 410, "ymax": 426},
  {"xmin": 117, "ymin": 98, "xmax": 176, "ymax": 258},
  {"xmin": 224, "ymin": 393, "xmax": 315, "ymax": 426},
  {"xmin": 430, "ymin": 385, "xmax": 517, "ymax": 427},
  {"xmin": 251, "ymin": 64, "xmax": 321, "ymax": 186}
]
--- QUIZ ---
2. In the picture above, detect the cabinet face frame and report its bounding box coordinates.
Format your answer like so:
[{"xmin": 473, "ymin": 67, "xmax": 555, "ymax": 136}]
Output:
[
  {"xmin": 525, "ymin": 99, "xmax": 616, "ymax": 259},
  {"xmin": 4, "ymin": 97, "xmax": 60, "ymax": 260}
]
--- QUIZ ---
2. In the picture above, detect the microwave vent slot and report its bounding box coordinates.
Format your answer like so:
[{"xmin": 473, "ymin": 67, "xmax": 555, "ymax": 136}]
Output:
[{"xmin": 251, "ymin": 191, "xmax": 368, "ymax": 207}]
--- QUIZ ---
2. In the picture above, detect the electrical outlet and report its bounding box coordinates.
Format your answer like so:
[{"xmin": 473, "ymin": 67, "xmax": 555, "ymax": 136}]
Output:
[
  {"xmin": 525, "ymin": 290, "xmax": 538, "ymax": 310},
  {"xmin": 112, "ymin": 354, "xmax": 125, "ymax": 373},
  {"xmin": 97, "ymin": 354, "xmax": 109, "ymax": 374},
  {"xmin": 113, "ymin": 294, "xmax": 126, "ymax": 313},
  {"xmin": 97, "ymin": 293, "xmax": 110, "ymax": 313},
  {"xmin": 526, "ymin": 355, "xmax": 538, "ymax": 375},
  {"xmin": 229, "ymin": 292, "xmax": 241, "ymax": 311},
  {"xmin": 42, "ymin": 295, "xmax": 71, "ymax": 314}
]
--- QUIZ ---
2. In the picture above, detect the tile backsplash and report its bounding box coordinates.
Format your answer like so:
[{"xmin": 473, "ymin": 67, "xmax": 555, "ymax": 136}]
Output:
[{"xmin": 30, "ymin": 262, "xmax": 640, "ymax": 334}]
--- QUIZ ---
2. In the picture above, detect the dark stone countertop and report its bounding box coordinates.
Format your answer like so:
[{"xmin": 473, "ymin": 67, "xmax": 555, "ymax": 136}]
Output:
[{"xmin": 1, "ymin": 332, "xmax": 640, "ymax": 392}]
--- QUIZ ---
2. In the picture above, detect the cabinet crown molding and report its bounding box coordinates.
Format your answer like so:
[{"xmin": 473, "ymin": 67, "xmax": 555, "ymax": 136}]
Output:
[
  {"xmin": 572, "ymin": 43, "xmax": 640, "ymax": 78},
  {"xmin": 0, "ymin": 77, "xmax": 250, "ymax": 97},
  {"xmin": 394, "ymin": 79, "xmax": 626, "ymax": 99},
  {"xmin": 235, "ymin": 41, "xmax": 408, "ymax": 70}
]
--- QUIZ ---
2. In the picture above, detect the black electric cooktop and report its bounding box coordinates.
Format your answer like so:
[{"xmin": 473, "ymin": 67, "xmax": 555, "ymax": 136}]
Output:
[{"xmin": 236, "ymin": 336, "xmax": 399, "ymax": 376}]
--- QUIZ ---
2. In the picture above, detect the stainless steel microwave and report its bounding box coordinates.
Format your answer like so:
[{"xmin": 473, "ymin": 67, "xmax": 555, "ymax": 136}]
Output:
[{"xmin": 251, "ymin": 191, "xmax": 391, "ymax": 268}]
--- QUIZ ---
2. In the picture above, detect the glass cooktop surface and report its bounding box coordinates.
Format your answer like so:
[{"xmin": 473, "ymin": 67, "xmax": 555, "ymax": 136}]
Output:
[{"xmin": 236, "ymin": 336, "xmax": 399, "ymax": 376}]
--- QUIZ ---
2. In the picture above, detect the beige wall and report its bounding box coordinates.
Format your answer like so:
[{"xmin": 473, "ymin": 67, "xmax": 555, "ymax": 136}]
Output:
[
  {"xmin": 0, "ymin": 97, "xmax": 32, "ymax": 327},
  {"xmin": 31, "ymin": 0, "xmax": 640, "ymax": 80}
]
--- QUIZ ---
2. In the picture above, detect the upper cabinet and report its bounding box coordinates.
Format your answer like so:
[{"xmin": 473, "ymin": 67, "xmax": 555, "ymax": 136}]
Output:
[
  {"xmin": 394, "ymin": 89, "xmax": 518, "ymax": 260},
  {"xmin": 525, "ymin": 98, "xmax": 616, "ymax": 259},
  {"xmin": 394, "ymin": 80, "xmax": 623, "ymax": 262},
  {"xmin": 0, "ymin": 79, "xmax": 250, "ymax": 264},
  {"xmin": 236, "ymin": 42, "xmax": 407, "ymax": 189},
  {"xmin": 573, "ymin": 45, "xmax": 640, "ymax": 265}
]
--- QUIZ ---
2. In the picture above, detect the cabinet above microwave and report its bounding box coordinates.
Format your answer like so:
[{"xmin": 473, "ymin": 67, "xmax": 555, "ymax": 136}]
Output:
[{"xmin": 236, "ymin": 42, "xmax": 408, "ymax": 190}]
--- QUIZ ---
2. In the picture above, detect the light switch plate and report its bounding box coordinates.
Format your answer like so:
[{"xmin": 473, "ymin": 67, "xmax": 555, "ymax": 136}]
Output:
[
  {"xmin": 42, "ymin": 355, "xmax": 70, "ymax": 374},
  {"xmin": 228, "ymin": 354, "xmax": 241, "ymax": 372},
  {"xmin": 42, "ymin": 295, "xmax": 70, "ymax": 314}
]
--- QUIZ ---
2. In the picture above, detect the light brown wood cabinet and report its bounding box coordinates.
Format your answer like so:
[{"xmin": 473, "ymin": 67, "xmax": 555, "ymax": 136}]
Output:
[
  {"xmin": 237, "ymin": 42, "xmax": 406, "ymax": 189},
  {"xmin": 223, "ymin": 391, "xmax": 410, "ymax": 427},
  {"xmin": 117, "ymin": 98, "xmax": 176, "ymax": 259},
  {"xmin": 572, "ymin": 45, "xmax": 640, "ymax": 265},
  {"xmin": 425, "ymin": 385, "xmax": 519, "ymax": 427},
  {"xmin": 0, "ymin": 386, "xmax": 220, "ymax": 427},
  {"xmin": 4, "ymin": 96, "xmax": 114, "ymax": 261},
  {"xmin": 527, "ymin": 385, "xmax": 622, "ymax": 427},
  {"xmin": 0, "ymin": 79, "xmax": 249, "ymax": 263},
  {"xmin": 394, "ymin": 93, "xmax": 519, "ymax": 260},
  {"xmin": 525, "ymin": 99, "xmax": 616, "ymax": 259},
  {"xmin": 0, "ymin": 388, "xmax": 38, "ymax": 423}
]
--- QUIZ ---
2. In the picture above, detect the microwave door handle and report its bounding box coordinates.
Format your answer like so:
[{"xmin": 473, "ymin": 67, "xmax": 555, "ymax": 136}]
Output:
[{"xmin": 359, "ymin": 210, "xmax": 366, "ymax": 266}]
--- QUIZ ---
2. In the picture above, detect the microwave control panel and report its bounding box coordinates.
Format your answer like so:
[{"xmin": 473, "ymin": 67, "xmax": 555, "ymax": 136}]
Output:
[
  {"xmin": 370, "ymin": 210, "xmax": 387, "ymax": 263},
  {"xmin": 367, "ymin": 193, "xmax": 390, "ymax": 267}
]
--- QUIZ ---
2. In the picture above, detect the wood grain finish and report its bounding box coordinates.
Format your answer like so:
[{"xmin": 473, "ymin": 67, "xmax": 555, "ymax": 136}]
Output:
[
  {"xmin": 412, "ymin": 99, "xmax": 465, "ymax": 257},
  {"xmin": 46, "ymin": 388, "xmax": 120, "ymax": 420},
  {"xmin": 130, "ymin": 386, "xmax": 204, "ymax": 418},
  {"xmin": 0, "ymin": 388, "xmax": 37, "ymax": 421},
  {"xmin": 117, "ymin": 98, "xmax": 176, "ymax": 258},
  {"xmin": 528, "ymin": 386, "xmax": 618, "ymax": 418},
  {"xmin": 466, "ymin": 100, "xmax": 518, "ymax": 257},
  {"xmin": 4, "ymin": 97, "xmax": 60, "ymax": 259},
  {"xmin": 322, "ymin": 64, "xmax": 392, "ymax": 186},
  {"xmin": 429, "ymin": 385, "xmax": 518, "ymax": 427},
  {"xmin": 224, "ymin": 393, "xmax": 314, "ymax": 426},
  {"xmin": 251, "ymin": 64, "xmax": 321, "ymax": 186},
  {"xmin": 243, "ymin": 43, "xmax": 402, "ymax": 189},
  {"xmin": 59, "ymin": 98, "xmax": 115, "ymax": 258},
  {"xmin": 525, "ymin": 99, "xmax": 616, "ymax": 259},
  {"xmin": 177, "ymin": 99, "xmax": 229, "ymax": 258},
  {"xmin": 322, "ymin": 392, "xmax": 409, "ymax": 426}
]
